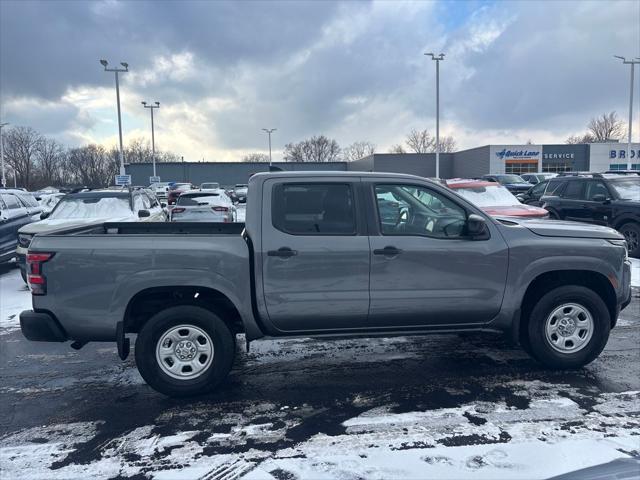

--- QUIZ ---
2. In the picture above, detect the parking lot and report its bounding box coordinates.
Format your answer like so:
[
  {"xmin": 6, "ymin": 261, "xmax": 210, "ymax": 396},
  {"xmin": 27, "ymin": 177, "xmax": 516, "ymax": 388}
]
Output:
[{"xmin": 1, "ymin": 261, "xmax": 639, "ymax": 479}]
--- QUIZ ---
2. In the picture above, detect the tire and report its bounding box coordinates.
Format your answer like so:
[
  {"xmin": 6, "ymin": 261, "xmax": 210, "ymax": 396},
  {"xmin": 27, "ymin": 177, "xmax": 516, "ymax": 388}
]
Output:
[
  {"xmin": 526, "ymin": 285, "xmax": 610, "ymax": 369},
  {"xmin": 135, "ymin": 305, "xmax": 235, "ymax": 397},
  {"xmin": 546, "ymin": 209, "xmax": 560, "ymax": 220},
  {"xmin": 619, "ymin": 222, "xmax": 640, "ymax": 258}
]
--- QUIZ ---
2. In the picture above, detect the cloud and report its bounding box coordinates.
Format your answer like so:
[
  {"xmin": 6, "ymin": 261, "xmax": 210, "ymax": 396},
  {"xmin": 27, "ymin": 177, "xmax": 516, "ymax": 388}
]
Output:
[{"xmin": 1, "ymin": 0, "xmax": 638, "ymax": 161}]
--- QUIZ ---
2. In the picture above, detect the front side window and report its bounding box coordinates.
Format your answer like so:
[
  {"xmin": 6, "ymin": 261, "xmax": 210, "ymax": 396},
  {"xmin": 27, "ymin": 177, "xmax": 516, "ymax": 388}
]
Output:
[
  {"xmin": 530, "ymin": 181, "xmax": 547, "ymax": 196},
  {"xmin": 0, "ymin": 194, "xmax": 21, "ymax": 209},
  {"xmin": 272, "ymin": 183, "xmax": 356, "ymax": 235},
  {"xmin": 375, "ymin": 184, "xmax": 466, "ymax": 238},
  {"xmin": 584, "ymin": 181, "xmax": 610, "ymax": 201}
]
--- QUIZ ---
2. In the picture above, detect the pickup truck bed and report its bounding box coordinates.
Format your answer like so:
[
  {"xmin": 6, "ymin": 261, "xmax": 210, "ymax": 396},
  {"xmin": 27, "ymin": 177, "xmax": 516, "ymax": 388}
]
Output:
[{"xmin": 20, "ymin": 171, "xmax": 632, "ymax": 397}]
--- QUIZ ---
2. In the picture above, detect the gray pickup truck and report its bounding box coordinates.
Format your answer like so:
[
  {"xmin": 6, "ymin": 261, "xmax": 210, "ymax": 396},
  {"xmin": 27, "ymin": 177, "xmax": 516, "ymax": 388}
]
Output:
[{"xmin": 20, "ymin": 172, "xmax": 632, "ymax": 396}]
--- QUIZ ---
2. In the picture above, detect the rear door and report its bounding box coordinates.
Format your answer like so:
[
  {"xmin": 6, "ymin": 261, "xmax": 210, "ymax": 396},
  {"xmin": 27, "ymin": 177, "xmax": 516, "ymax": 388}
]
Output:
[
  {"xmin": 260, "ymin": 178, "xmax": 370, "ymax": 332},
  {"xmin": 367, "ymin": 181, "xmax": 509, "ymax": 327}
]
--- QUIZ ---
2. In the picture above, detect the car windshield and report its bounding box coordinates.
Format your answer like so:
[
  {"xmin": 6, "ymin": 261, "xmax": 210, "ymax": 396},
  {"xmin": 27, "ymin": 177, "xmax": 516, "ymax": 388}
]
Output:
[
  {"xmin": 453, "ymin": 185, "xmax": 519, "ymax": 207},
  {"xmin": 610, "ymin": 178, "xmax": 640, "ymax": 200},
  {"xmin": 496, "ymin": 175, "xmax": 526, "ymax": 184},
  {"xmin": 49, "ymin": 196, "xmax": 132, "ymax": 219}
]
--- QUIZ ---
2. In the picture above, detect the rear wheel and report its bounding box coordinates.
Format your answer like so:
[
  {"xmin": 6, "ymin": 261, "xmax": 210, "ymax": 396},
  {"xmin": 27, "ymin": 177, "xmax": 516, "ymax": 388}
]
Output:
[
  {"xmin": 526, "ymin": 286, "xmax": 610, "ymax": 369},
  {"xmin": 619, "ymin": 222, "xmax": 640, "ymax": 257},
  {"xmin": 135, "ymin": 305, "xmax": 235, "ymax": 397}
]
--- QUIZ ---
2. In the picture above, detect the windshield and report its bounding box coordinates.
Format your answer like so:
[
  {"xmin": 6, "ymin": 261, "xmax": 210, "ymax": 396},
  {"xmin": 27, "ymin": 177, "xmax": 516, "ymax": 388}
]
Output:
[
  {"xmin": 453, "ymin": 185, "xmax": 519, "ymax": 207},
  {"xmin": 610, "ymin": 178, "xmax": 640, "ymax": 201},
  {"xmin": 49, "ymin": 196, "xmax": 132, "ymax": 219},
  {"xmin": 497, "ymin": 175, "xmax": 526, "ymax": 184}
]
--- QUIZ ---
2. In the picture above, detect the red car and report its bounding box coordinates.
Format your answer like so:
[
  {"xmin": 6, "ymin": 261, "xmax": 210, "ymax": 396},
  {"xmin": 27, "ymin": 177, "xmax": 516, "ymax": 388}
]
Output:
[
  {"xmin": 166, "ymin": 183, "xmax": 193, "ymax": 205},
  {"xmin": 446, "ymin": 179, "xmax": 548, "ymax": 218}
]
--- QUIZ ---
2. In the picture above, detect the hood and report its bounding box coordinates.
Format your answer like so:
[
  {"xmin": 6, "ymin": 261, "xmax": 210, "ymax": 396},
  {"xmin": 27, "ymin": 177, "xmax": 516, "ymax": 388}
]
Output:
[
  {"xmin": 481, "ymin": 204, "xmax": 548, "ymax": 218},
  {"xmin": 19, "ymin": 216, "xmax": 133, "ymax": 234},
  {"xmin": 501, "ymin": 218, "xmax": 623, "ymax": 240}
]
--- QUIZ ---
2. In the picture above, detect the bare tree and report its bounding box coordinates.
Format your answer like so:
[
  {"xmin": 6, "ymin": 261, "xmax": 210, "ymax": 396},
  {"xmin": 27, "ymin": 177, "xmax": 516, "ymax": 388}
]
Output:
[
  {"xmin": 66, "ymin": 145, "xmax": 118, "ymax": 187},
  {"xmin": 388, "ymin": 143, "xmax": 407, "ymax": 154},
  {"xmin": 567, "ymin": 111, "xmax": 626, "ymax": 144},
  {"xmin": 342, "ymin": 141, "xmax": 375, "ymax": 162},
  {"xmin": 242, "ymin": 153, "xmax": 270, "ymax": 163},
  {"xmin": 35, "ymin": 137, "xmax": 66, "ymax": 186},
  {"xmin": 405, "ymin": 129, "xmax": 434, "ymax": 153},
  {"xmin": 587, "ymin": 111, "xmax": 626, "ymax": 142},
  {"xmin": 3, "ymin": 126, "xmax": 42, "ymax": 189},
  {"xmin": 438, "ymin": 135, "xmax": 456, "ymax": 153},
  {"xmin": 283, "ymin": 135, "xmax": 341, "ymax": 162}
]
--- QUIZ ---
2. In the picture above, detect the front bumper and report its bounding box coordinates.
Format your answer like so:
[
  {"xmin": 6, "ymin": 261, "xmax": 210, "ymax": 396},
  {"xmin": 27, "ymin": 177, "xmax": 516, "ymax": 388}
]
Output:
[{"xmin": 20, "ymin": 310, "xmax": 68, "ymax": 342}]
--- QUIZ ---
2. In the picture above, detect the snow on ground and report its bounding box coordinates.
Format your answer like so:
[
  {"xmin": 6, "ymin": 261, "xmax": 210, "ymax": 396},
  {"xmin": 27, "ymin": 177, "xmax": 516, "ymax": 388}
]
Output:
[
  {"xmin": 1, "ymin": 386, "xmax": 638, "ymax": 479},
  {"xmin": 0, "ymin": 266, "xmax": 30, "ymax": 335},
  {"xmin": 631, "ymin": 257, "xmax": 640, "ymax": 287}
]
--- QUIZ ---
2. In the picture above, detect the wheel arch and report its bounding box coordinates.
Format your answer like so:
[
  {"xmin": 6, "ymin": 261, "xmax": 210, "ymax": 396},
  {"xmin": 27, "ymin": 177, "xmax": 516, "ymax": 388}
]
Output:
[{"xmin": 518, "ymin": 269, "xmax": 617, "ymax": 346}]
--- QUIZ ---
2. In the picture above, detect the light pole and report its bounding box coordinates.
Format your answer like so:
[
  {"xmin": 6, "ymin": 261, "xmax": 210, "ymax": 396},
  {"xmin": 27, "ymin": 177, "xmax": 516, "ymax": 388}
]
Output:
[
  {"xmin": 262, "ymin": 128, "xmax": 276, "ymax": 167},
  {"xmin": 0, "ymin": 122, "xmax": 8, "ymax": 188},
  {"xmin": 100, "ymin": 59, "xmax": 129, "ymax": 176},
  {"xmin": 425, "ymin": 52, "xmax": 445, "ymax": 178},
  {"xmin": 142, "ymin": 101, "xmax": 160, "ymax": 178},
  {"xmin": 614, "ymin": 56, "xmax": 640, "ymax": 170}
]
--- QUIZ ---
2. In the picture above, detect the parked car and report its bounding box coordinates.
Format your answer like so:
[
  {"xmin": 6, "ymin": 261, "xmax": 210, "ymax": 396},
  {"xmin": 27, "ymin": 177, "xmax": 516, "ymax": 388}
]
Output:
[
  {"xmin": 167, "ymin": 183, "xmax": 194, "ymax": 205},
  {"xmin": 16, "ymin": 188, "xmax": 166, "ymax": 281},
  {"xmin": 14, "ymin": 190, "xmax": 43, "ymax": 220},
  {"xmin": 0, "ymin": 190, "xmax": 34, "ymax": 264},
  {"xmin": 481, "ymin": 174, "xmax": 533, "ymax": 194},
  {"xmin": 38, "ymin": 193, "xmax": 65, "ymax": 215},
  {"xmin": 231, "ymin": 184, "xmax": 248, "ymax": 203},
  {"xmin": 200, "ymin": 182, "xmax": 220, "ymax": 191},
  {"xmin": 149, "ymin": 182, "xmax": 172, "ymax": 200},
  {"xmin": 19, "ymin": 172, "xmax": 631, "ymax": 397},
  {"xmin": 169, "ymin": 190, "xmax": 235, "ymax": 222},
  {"xmin": 516, "ymin": 177, "xmax": 567, "ymax": 206},
  {"xmin": 447, "ymin": 179, "xmax": 548, "ymax": 218},
  {"xmin": 521, "ymin": 173, "xmax": 558, "ymax": 185},
  {"xmin": 540, "ymin": 174, "xmax": 640, "ymax": 256}
]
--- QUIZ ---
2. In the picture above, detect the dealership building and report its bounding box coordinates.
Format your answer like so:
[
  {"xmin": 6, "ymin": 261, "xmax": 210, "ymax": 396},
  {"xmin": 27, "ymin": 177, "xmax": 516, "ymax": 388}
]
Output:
[{"xmin": 126, "ymin": 142, "xmax": 640, "ymax": 186}]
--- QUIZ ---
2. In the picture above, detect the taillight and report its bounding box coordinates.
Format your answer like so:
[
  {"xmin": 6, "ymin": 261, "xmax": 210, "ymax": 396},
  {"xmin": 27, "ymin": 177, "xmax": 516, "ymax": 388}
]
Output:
[
  {"xmin": 172, "ymin": 207, "xmax": 186, "ymax": 213},
  {"xmin": 27, "ymin": 252, "xmax": 54, "ymax": 295},
  {"xmin": 212, "ymin": 206, "xmax": 229, "ymax": 212}
]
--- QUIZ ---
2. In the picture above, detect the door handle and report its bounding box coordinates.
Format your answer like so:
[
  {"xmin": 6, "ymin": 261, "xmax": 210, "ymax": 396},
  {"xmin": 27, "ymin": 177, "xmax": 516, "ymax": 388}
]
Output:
[
  {"xmin": 373, "ymin": 246, "xmax": 402, "ymax": 256},
  {"xmin": 267, "ymin": 247, "xmax": 298, "ymax": 258}
]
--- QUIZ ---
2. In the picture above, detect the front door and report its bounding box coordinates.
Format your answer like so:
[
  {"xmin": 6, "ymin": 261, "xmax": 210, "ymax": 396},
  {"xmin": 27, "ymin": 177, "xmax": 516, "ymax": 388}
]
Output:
[
  {"xmin": 261, "ymin": 179, "xmax": 370, "ymax": 333},
  {"xmin": 581, "ymin": 180, "xmax": 614, "ymax": 226},
  {"xmin": 367, "ymin": 182, "xmax": 509, "ymax": 327}
]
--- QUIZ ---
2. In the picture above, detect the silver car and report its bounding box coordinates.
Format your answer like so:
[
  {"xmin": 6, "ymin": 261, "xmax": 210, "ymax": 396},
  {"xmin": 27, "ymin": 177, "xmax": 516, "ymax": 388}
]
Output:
[{"xmin": 169, "ymin": 190, "xmax": 235, "ymax": 222}]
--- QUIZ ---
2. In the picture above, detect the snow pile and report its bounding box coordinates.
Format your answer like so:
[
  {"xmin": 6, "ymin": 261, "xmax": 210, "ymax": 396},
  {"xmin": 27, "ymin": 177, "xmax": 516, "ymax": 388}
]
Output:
[{"xmin": 0, "ymin": 267, "xmax": 31, "ymax": 335}]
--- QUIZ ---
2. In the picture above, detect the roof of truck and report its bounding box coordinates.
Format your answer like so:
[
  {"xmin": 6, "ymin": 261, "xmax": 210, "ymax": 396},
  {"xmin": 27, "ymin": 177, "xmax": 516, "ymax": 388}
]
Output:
[{"xmin": 250, "ymin": 171, "xmax": 442, "ymax": 182}]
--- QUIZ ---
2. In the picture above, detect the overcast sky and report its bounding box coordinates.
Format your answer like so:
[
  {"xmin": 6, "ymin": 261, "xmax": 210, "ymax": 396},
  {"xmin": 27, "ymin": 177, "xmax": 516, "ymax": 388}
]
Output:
[{"xmin": 1, "ymin": 0, "xmax": 639, "ymax": 161}]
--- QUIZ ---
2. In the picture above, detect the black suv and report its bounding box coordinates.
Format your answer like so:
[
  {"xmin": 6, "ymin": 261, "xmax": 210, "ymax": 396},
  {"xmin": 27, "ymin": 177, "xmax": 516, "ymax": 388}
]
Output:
[{"xmin": 540, "ymin": 174, "xmax": 640, "ymax": 256}]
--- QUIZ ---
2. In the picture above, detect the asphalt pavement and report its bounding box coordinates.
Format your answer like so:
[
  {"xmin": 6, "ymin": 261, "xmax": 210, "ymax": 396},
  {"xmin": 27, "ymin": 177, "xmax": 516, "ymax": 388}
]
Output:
[{"xmin": 1, "ymin": 263, "xmax": 639, "ymax": 479}]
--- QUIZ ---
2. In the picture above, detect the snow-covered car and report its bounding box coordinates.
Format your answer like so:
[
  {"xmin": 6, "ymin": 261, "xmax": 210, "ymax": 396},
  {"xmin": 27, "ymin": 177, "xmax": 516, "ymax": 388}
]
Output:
[
  {"xmin": 231, "ymin": 184, "xmax": 248, "ymax": 203},
  {"xmin": 169, "ymin": 190, "xmax": 235, "ymax": 222},
  {"xmin": 0, "ymin": 190, "xmax": 35, "ymax": 264},
  {"xmin": 38, "ymin": 193, "xmax": 65, "ymax": 215},
  {"xmin": 16, "ymin": 188, "xmax": 166, "ymax": 281},
  {"xmin": 447, "ymin": 179, "xmax": 549, "ymax": 218}
]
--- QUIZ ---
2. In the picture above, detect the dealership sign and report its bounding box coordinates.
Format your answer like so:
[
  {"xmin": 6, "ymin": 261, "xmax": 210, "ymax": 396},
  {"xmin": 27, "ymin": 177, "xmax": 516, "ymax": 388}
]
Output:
[
  {"xmin": 495, "ymin": 148, "xmax": 541, "ymax": 161},
  {"xmin": 609, "ymin": 148, "xmax": 640, "ymax": 159}
]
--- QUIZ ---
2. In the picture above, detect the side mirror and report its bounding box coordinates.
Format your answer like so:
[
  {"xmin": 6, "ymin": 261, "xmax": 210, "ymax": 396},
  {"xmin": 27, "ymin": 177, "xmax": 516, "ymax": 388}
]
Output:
[
  {"xmin": 466, "ymin": 213, "xmax": 489, "ymax": 239},
  {"xmin": 138, "ymin": 209, "xmax": 151, "ymax": 218},
  {"xmin": 40, "ymin": 211, "xmax": 50, "ymax": 220},
  {"xmin": 592, "ymin": 194, "xmax": 607, "ymax": 203},
  {"xmin": 161, "ymin": 202, "xmax": 167, "ymax": 208},
  {"xmin": 516, "ymin": 194, "xmax": 526, "ymax": 202}
]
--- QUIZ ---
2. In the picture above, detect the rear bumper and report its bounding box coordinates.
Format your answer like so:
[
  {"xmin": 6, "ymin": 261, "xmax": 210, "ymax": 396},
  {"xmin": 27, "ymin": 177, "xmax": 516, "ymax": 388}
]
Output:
[{"xmin": 20, "ymin": 310, "xmax": 68, "ymax": 342}]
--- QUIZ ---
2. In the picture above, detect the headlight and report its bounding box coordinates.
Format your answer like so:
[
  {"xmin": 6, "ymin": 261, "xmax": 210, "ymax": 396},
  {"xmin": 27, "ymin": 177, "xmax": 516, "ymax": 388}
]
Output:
[
  {"xmin": 18, "ymin": 233, "xmax": 33, "ymax": 248},
  {"xmin": 608, "ymin": 239, "xmax": 628, "ymax": 260}
]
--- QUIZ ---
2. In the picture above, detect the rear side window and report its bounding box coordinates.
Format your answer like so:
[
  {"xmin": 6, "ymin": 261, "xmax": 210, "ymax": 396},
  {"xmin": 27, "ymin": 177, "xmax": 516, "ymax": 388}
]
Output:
[
  {"xmin": 272, "ymin": 183, "xmax": 356, "ymax": 235},
  {"xmin": 562, "ymin": 181, "xmax": 585, "ymax": 199},
  {"xmin": 0, "ymin": 194, "xmax": 21, "ymax": 209},
  {"xmin": 17, "ymin": 194, "xmax": 38, "ymax": 207}
]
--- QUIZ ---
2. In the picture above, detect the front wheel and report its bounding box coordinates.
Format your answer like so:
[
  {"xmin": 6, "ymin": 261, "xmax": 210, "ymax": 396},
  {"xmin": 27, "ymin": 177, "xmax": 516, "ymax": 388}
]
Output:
[
  {"xmin": 135, "ymin": 305, "xmax": 235, "ymax": 397},
  {"xmin": 526, "ymin": 286, "xmax": 610, "ymax": 369},
  {"xmin": 619, "ymin": 222, "xmax": 640, "ymax": 257}
]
